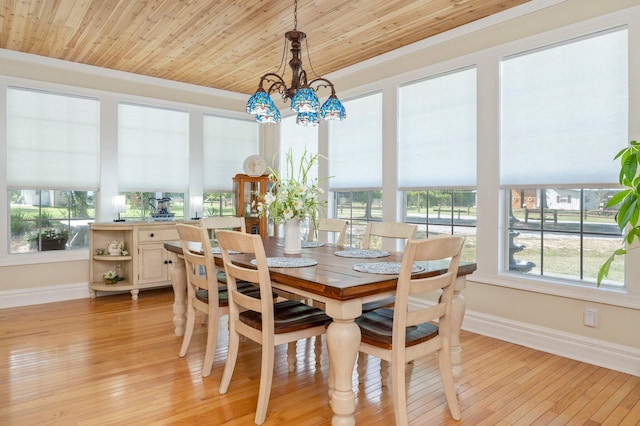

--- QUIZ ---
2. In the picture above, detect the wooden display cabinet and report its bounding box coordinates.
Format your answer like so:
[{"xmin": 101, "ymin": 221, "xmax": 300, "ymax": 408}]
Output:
[
  {"xmin": 233, "ymin": 174, "xmax": 271, "ymax": 236},
  {"xmin": 89, "ymin": 222, "xmax": 182, "ymax": 300}
]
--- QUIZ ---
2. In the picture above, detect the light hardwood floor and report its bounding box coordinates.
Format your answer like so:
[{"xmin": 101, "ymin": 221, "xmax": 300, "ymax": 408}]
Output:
[{"xmin": 1, "ymin": 288, "xmax": 638, "ymax": 425}]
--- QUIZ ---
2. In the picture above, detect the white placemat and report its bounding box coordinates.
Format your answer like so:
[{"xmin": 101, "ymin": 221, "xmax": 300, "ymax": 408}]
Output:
[
  {"xmin": 276, "ymin": 241, "xmax": 325, "ymax": 248},
  {"xmin": 352, "ymin": 262, "xmax": 425, "ymax": 275},
  {"xmin": 211, "ymin": 247, "xmax": 239, "ymax": 254},
  {"xmin": 334, "ymin": 249, "xmax": 390, "ymax": 258},
  {"xmin": 250, "ymin": 257, "xmax": 318, "ymax": 268}
]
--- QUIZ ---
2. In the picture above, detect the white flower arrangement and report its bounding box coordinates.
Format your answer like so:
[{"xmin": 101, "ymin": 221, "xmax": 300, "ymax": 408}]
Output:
[{"xmin": 254, "ymin": 148, "xmax": 327, "ymax": 224}]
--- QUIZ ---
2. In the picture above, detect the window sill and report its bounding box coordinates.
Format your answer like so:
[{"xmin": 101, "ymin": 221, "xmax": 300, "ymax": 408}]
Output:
[
  {"xmin": 469, "ymin": 271, "xmax": 640, "ymax": 310},
  {"xmin": 0, "ymin": 250, "xmax": 89, "ymax": 267}
]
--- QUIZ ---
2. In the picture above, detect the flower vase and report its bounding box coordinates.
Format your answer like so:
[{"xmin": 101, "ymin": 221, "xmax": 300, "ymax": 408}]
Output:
[{"xmin": 283, "ymin": 217, "xmax": 302, "ymax": 254}]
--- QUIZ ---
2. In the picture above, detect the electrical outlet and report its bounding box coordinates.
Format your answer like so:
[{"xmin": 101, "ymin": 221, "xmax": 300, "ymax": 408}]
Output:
[{"xmin": 584, "ymin": 307, "xmax": 598, "ymax": 327}]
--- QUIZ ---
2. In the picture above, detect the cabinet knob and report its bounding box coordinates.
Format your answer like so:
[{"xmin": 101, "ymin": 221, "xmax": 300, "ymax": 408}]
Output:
[{"xmin": 150, "ymin": 233, "xmax": 155, "ymax": 237}]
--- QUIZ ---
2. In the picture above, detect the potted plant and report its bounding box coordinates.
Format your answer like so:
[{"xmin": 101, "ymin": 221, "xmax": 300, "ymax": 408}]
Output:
[
  {"xmin": 26, "ymin": 227, "xmax": 69, "ymax": 251},
  {"xmin": 598, "ymin": 140, "xmax": 640, "ymax": 285}
]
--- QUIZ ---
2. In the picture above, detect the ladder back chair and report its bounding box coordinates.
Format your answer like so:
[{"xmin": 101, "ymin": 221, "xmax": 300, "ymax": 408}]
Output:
[
  {"xmin": 307, "ymin": 218, "xmax": 349, "ymax": 246},
  {"xmin": 175, "ymin": 223, "xmax": 261, "ymax": 377},
  {"xmin": 355, "ymin": 235, "xmax": 465, "ymax": 425},
  {"xmin": 216, "ymin": 230, "xmax": 332, "ymax": 425},
  {"xmin": 361, "ymin": 222, "xmax": 418, "ymax": 312},
  {"xmin": 200, "ymin": 216, "xmax": 245, "ymax": 284}
]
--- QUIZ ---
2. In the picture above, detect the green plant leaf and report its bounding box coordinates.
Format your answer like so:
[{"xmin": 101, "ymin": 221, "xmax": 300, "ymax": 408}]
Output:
[
  {"xmin": 606, "ymin": 189, "xmax": 630, "ymax": 208},
  {"xmin": 597, "ymin": 254, "xmax": 614, "ymax": 286}
]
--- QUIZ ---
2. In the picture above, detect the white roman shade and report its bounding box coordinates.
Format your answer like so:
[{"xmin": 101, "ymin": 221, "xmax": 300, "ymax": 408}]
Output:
[
  {"xmin": 329, "ymin": 92, "xmax": 383, "ymax": 189},
  {"xmin": 203, "ymin": 115, "xmax": 259, "ymax": 191},
  {"xmin": 500, "ymin": 28, "xmax": 628, "ymax": 187},
  {"xmin": 6, "ymin": 87, "xmax": 100, "ymax": 190},
  {"xmin": 280, "ymin": 115, "xmax": 318, "ymax": 182},
  {"xmin": 398, "ymin": 67, "xmax": 477, "ymax": 189},
  {"xmin": 118, "ymin": 103, "xmax": 189, "ymax": 192}
]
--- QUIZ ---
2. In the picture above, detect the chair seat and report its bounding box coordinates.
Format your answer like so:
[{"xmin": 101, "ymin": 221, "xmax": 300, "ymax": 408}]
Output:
[
  {"xmin": 196, "ymin": 282, "xmax": 265, "ymax": 307},
  {"xmin": 356, "ymin": 308, "xmax": 438, "ymax": 350},
  {"xmin": 240, "ymin": 299, "xmax": 332, "ymax": 334}
]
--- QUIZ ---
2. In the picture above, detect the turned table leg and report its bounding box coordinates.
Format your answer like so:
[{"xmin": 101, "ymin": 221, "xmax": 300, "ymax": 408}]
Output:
[
  {"xmin": 168, "ymin": 252, "xmax": 187, "ymax": 336},
  {"xmin": 325, "ymin": 300, "xmax": 361, "ymax": 426},
  {"xmin": 450, "ymin": 276, "xmax": 467, "ymax": 393}
]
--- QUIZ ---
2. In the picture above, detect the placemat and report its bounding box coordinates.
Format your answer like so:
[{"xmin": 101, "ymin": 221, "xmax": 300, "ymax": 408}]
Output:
[
  {"xmin": 211, "ymin": 247, "xmax": 239, "ymax": 255},
  {"xmin": 276, "ymin": 241, "xmax": 325, "ymax": 248},
  {"xmin": 250, "ymin": 257, "xmax": 319, "ymax": 268},
  {"xmin": 352, "ymin": 262, "xmax": 425, "ymax": 275},
  {"xmin": 334, "ymin": 249, "xmax": 390, "ymax": 258}
]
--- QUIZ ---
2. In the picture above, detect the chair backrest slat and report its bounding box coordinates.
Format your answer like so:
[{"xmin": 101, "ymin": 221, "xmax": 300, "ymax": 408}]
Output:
[
  {"xmin": 362, "ymin": 222, "xmax": 417, "ymax": 250},
  {"xmin": 308, "ymin": 218, "xmax": 348, "ymax": 245},
  {"xmin": 217, "ymin": 230, "xmax": 273, "ymax": 319}
]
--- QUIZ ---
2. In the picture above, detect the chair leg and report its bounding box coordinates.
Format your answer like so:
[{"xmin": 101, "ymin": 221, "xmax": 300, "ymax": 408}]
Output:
[
  {"xmin": 391, "ymin": 358, "xmax": 408, "ymax": 426},
  {"xmin": 438, "ymin": 348, "xmax": 461, "ymax": 420},
  {"xmin": 357, "ymin": 352, "xmax": 367, "ymax": 384},
  {"xmin": 380, "ymin": 359, "xmax": 390, "ymax": 387},
  {"xmin": 287, "ymin": 341, "xmax": 296, "ymax": 372},
  {"xmin": 314, "ymin": 335, "xmax": 322, "ymax": 366},
  {"xmin": 255, "ymin": 344, "xmax": 275, "ymax": 425},
  {"xmin": 218, "ymin": 326, "xmax": 240, "ymax": 394},
  {"xmin": 201, "ymin": 312, "xmax": 219, "ymax": 377},
  {"xmin": 179, "ymin": 303, "xmax": 196, "ymax": 357}
]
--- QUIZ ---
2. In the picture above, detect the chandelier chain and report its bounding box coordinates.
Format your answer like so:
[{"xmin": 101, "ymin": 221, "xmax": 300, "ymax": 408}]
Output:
[{"xmin": 293, "ymin": 0, "xmax": 298, "ymax": 30}]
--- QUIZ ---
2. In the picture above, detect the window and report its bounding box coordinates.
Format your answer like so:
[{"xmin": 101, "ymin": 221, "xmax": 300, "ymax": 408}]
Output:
[
  {"xmin": 329, "ymin": 93, "xmax": 383, "ymax": 246},
  {"xmin": 6, "ymin": 87, "xmax": 99, "ymax": 253},
  {"xmin": 329, "ymin": 93, "xmax": 382, "ymax": 189},
  {"xmin": 280, "ymin": 115, "xmax": 318, "ymax": 181},
  {"xmin": 10, "ymin": 190, "xmax": 95, "ymax": 253},
  {"xmin": 398, "ymin": 68, "xmax": 477, "ymax": 260},
  {"xmin": 334, "ymin": 190, "xmax": 382, "ymax": 248},
  {"xmin": 203, "ymin": 115, "xmax": 259, "ymax": 192},
  {"xmin": 202, "ymin": 115, "xmax": 258, "ymax": 219},
  {"xmin": 405, "ymin": 190, "xmax": 477, "ymax": 262},
  {"xmin": 118, "ymin": 192, "xmax": 184, "ymax": 222},
  {"xmin": 118, "ymin": 103, "xmax": 189, "ymax": 221},
  {"xmin": 500, "ymin": 28, "xmax": 628, "ymax": 286}
]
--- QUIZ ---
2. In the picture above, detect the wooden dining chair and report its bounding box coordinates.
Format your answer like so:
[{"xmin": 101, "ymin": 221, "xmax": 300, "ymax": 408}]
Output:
[
  {"xmin": 361, "ymin": 221, "xmax": 417, "ymax": 250},
  {"xmin": 307, "ymin": 218, "xmax": 348, "ymax": 246},
  {"xmin": 360, "ymin": 221, "xmax": 418, "ymax": 313},
  {"xmin": 355, "ymin": 235, "xmax": 465, "ymax": 424},
  {"xmin": 216, "ymin": 230, "xmax": 332, "ymax": 425},
  {"xmin": 175, "ymin": 223, "xmax": 261, "ymax": 377},
  {"xmin": 199, "ymin": 216, "xmax": 246, "ymax": 284}
]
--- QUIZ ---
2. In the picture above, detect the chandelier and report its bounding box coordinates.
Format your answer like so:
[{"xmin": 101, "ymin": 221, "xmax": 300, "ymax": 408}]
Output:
[{"xmin": 246, "ymin": 0, "xmax": 346, "ymax": 126}]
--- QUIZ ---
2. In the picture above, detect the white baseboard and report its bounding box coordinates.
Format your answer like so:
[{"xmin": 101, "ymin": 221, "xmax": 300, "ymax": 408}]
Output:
[
  {"xmin": 463, "ymin": 310, "xmax": 640, "ymax": 377},
  {"xmin": 0, "ymin": 282, "xmax": 90, "ymax": 309}
]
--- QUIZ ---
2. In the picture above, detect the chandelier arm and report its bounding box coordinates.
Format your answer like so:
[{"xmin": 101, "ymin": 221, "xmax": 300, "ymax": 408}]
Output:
[
  {"xmin": 260, "ymin": 72, "xmax": 288, "ymax": 90},
  {"xmin": 307, "ymin": 77, "xmax": 336, "ymax": 95}
]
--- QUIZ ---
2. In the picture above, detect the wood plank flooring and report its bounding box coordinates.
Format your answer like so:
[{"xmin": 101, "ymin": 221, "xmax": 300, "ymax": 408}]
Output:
[{"xmin": 0, "ymin": 288, "xmax": 638, "ymax": 425}]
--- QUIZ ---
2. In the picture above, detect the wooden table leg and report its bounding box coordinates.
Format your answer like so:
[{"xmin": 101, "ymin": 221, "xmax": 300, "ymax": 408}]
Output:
[
  {"xmin": 450, "ymin": 276, "xmax": 467, "ymax": 393},
  {"xmin": 325, "ymin": 300, "xmax": 361, "ymax": 426},
  {"xmin": 168, "ymin": 252, "xmax": 186, "ymax": 337}
]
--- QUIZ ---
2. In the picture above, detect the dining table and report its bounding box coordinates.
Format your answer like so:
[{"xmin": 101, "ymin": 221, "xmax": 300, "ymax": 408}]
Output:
[{"xmin": 164, "ymin": 236, "xmax": 476, "ymax": 426}]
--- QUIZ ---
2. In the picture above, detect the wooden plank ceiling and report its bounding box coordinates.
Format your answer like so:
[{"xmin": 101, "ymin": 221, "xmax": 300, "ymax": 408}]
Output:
[{"xmin": 0, "ymin": 0, "xmax": 529, "ymax": 95}]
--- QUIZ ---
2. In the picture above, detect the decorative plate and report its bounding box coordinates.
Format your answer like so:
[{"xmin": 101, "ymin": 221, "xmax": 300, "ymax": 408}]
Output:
[
  {"xmin": 352, "ymin": 262, "xmax": 425, "ymax": 275},
  {"xmin": 251, "ymin": 257, "xmax": 318, "ymax": 268},
  {"xmin": 334, "ymin": 249, "xmax": 390, "ymax": 258},
  {"xmin": 243, "ymin": 155, "xmax": 268, "ymax": 176},
  {"xmin": 277, "ymin": 241, "xmax": 325, "ymax": 248}
]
